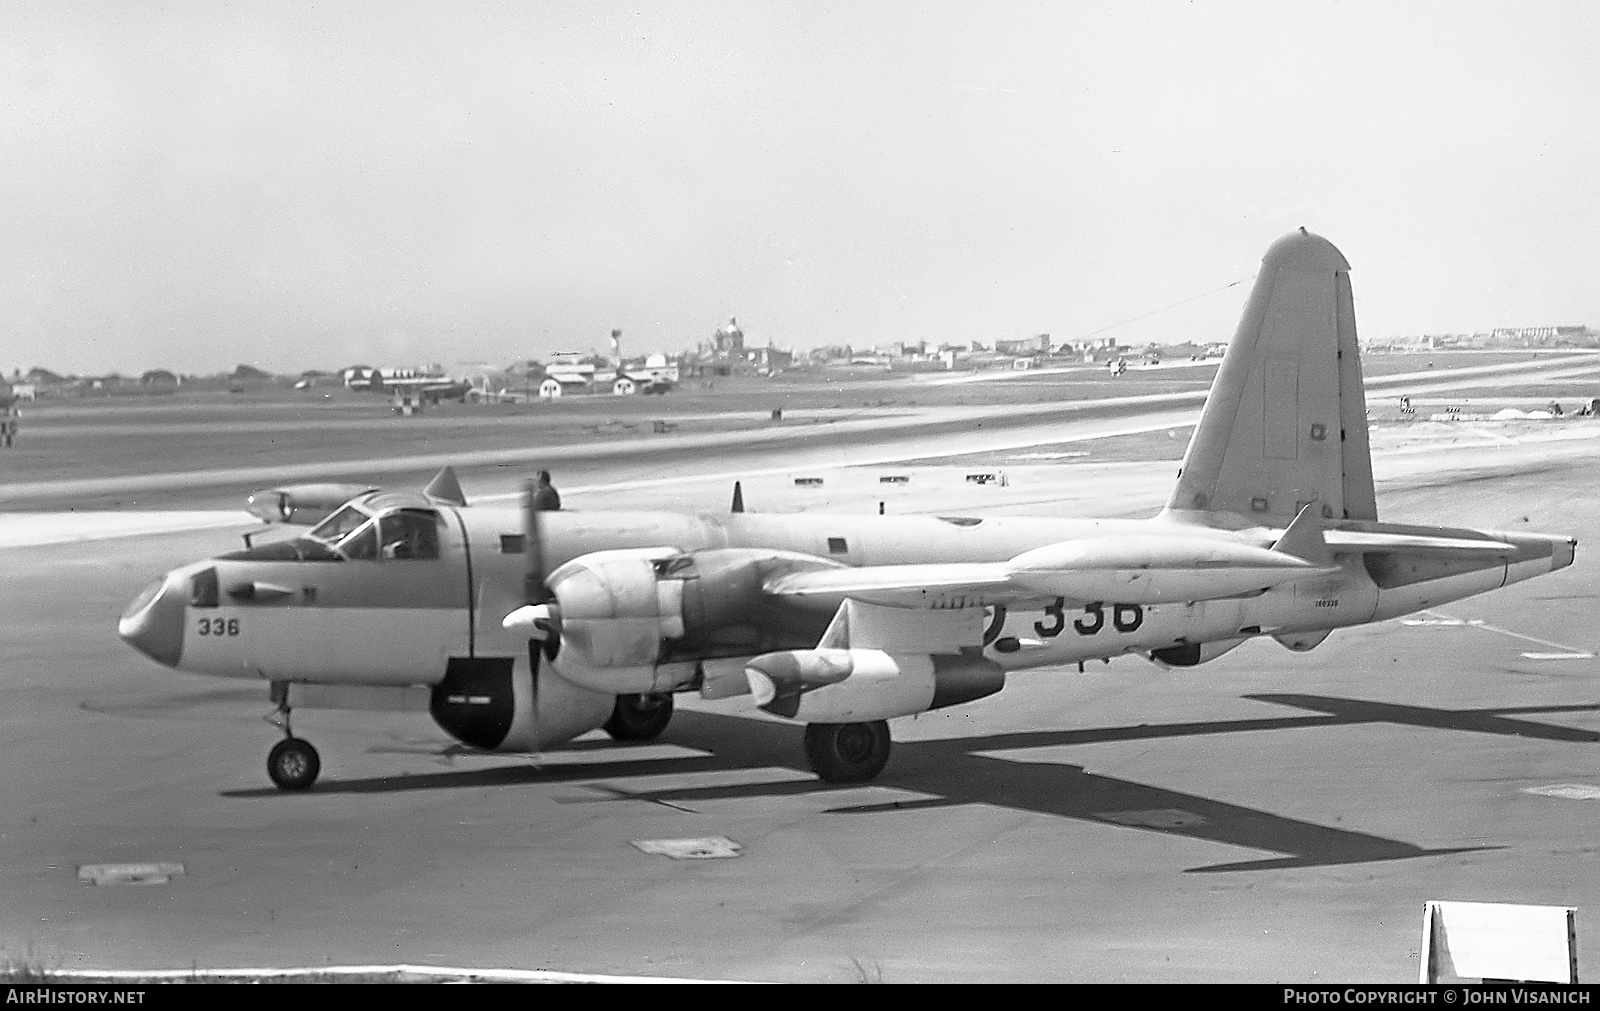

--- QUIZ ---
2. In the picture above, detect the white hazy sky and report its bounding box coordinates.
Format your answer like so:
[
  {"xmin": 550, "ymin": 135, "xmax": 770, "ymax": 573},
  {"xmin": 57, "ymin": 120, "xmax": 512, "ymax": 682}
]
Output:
[{"xmin": 3, "ymin": 1, "xmax": 1597, "ymax": 376}]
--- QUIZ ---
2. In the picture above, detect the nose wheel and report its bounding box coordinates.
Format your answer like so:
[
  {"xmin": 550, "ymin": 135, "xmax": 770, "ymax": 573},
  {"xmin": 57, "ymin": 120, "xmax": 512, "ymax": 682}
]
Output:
[
  {"xmin": 267, "ymin": 737, "xmax": 321, "ymax": 790},
  {"xmin": 265, "ymin": 681, "xmax": 321, "ymax": 790}
]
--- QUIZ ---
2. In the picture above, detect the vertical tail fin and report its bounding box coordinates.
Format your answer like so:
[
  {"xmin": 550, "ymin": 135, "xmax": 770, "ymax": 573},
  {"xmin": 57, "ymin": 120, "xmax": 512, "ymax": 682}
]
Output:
[{"xmin": 1164, "ymin": 228, "xmax": 1376, "ymax": 527}]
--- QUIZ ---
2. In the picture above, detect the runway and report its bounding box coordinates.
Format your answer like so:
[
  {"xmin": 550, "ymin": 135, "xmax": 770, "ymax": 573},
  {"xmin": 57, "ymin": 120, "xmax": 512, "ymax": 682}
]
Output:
[
  {"xmin": 5, "ymin": 351, "xmax": 1598, "ymax": 513},
  {"xmin": 2, "ymin": 401, "xmax": 1598, "ymax": 983}
]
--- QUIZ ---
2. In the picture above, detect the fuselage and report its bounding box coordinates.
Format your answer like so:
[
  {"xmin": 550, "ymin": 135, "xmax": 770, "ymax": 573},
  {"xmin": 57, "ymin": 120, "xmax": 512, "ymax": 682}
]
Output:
[{"xmin": 122, "ymin": 503, "xmax": 1574, "ymax": 691}]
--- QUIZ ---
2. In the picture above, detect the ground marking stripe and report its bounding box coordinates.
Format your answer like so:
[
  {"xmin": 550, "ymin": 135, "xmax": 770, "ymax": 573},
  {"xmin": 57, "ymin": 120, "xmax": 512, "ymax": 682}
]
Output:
[
  {"xmin": 631, "ymin": 836, "xmax": 744, "ymax": 859},
  {"xmin": 1418, "ymin": 610, "xmax": 1590, "ymax": 655},
  {"xmin": 0, "ymin": 511, "xmax": 255, "ymax": 549},
  {"xmin": 76, "ymin": 862, "xmax": 185, "ymax": 886},
  {"xmin": 1524, "ymin": 784, "xmax": 1600, "ymax": 801}
]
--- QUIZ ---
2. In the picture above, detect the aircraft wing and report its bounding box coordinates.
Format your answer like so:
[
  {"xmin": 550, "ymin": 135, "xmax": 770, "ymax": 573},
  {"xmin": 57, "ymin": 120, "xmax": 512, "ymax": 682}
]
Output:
[
  {"xmin": 760, "ymin": 526, "xmax": 1518, "ymax": 612},
  {"xmin": 762, "ymin": 531, "xmax": 1338, "ymax": 610},
  {"xmin": 762, "ymin": 563, "xmax": 1029, "ymax": 609}
]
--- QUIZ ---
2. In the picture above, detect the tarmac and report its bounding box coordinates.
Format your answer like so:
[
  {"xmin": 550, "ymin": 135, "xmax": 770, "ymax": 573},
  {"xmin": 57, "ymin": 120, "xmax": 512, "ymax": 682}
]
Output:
[
  {"xmin": 2, "ymin": 386, "xmax": 1599, "ymax": 983},
  {"xmin": 7, "ymin": 351, "xmax": 1600, "ymax": 513}
]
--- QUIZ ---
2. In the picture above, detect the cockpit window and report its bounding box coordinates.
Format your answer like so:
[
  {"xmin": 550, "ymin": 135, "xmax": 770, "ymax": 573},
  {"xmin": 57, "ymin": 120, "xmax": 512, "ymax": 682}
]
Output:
[
  {"xmin": 379, "ymin": 509, "xmax": 440, "ymax": 560},
  {"xmin": 216, "ymin": 538, "xmax": 341, "ymax": 562},
  {"xmin": 340, "ymin": 521, "xmax": 379, "ymax": 561},
  {"xmin": 310, "ymin": 504, "xmax": 370, "ymax": 544}
]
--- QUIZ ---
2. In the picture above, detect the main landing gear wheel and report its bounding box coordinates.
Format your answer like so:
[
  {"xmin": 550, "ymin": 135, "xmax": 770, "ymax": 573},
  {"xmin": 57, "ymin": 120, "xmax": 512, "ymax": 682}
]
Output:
[
  {"xmin": 604, "ymin": 692, "xmax": 674, "ymax": 741},
  {"xmin": 267, "ymin": 737, "xmax": 321, "ymax": 790},
  {"xmin": 804, "ymin": 720, "xmax": 892, "ymax": 783}
]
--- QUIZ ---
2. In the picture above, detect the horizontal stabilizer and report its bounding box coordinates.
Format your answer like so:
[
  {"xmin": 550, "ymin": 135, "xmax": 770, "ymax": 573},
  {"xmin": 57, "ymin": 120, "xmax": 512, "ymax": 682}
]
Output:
[{"xmin": 1322, "ymin": 531, "xmax": 1515, "ymax": 555}]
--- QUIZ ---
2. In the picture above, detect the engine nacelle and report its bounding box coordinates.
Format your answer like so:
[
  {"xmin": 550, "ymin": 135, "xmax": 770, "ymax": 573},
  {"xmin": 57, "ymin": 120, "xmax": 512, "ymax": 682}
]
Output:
[
  {"xmin": 427, "ymin": 655, "xmax": 613, "ymax": 752},
  {"xmin": 541, "ymin": 547, "xmax": 770, "ymax": 692},
  {"xmin": 546, "ymin": 548, "xmax": 687, "ymax": 668},
  {"xmin": 745, "ymin": 648, "xmax": 1005, "ymax": 723}
]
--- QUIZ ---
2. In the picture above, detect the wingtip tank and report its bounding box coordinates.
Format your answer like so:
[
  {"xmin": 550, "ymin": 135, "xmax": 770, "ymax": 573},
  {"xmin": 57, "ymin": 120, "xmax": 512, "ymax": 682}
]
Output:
[{"xmin": 244, "ymin": 482, "xmax": 377, "ymax": 525}]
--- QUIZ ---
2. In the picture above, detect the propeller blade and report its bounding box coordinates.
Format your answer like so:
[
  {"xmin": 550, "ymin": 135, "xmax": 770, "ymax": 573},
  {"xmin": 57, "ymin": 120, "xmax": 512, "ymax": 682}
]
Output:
[
  {"xmin": 522, "ymin": 479, "xmax": 551, "ymax": 605},
  {"xmin": 522, "ymin": 479, "xmax": 559, "ymax": 661}
]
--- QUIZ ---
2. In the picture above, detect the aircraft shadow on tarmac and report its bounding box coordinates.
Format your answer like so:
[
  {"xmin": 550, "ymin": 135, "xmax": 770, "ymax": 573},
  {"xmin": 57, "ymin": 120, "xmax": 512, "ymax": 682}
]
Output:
[{"xmin": 221, "ymin": 693, "xmax": 1600, "ymax": 874}]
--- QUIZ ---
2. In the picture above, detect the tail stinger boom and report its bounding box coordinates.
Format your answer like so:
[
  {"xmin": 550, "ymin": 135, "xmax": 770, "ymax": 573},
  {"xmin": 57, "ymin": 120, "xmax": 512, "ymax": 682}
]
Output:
[{"xmin": 1164, "ymin": 228, "xmax": 1377, "ymax": 529}]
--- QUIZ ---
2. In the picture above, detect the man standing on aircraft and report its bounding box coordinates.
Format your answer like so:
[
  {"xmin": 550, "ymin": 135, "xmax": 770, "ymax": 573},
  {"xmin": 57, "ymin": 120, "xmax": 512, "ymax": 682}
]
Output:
[{"xmin": 532, "ymin": 470, "xmax": 561, "ymax": 510}]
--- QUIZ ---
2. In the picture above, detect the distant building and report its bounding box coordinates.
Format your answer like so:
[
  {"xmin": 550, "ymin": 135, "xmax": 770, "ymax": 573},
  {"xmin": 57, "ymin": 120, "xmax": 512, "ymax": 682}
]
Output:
[
  {"xmin": 9, "ymin": 367, "xmax": 68, "ymax": 397},
  {"xmin": 714, "ymin": 317, "xmax": 745, "ymax": 354},
  {"xmin": 543, "ymin": 357, "xmax": 595, "ymax": 392},
  {"xmin": 809, "ymin": 344, "xmax": 853, "ymax": 364},
  {"xmin": 1491, "ymin": 325, "xmax": 1591, "ymax": 344},
  {"xmin": 140, "ymin": 369, "xmax": 179, "ymax": 386},
  {"xmin": 293, "ymin": 370, "xmax": 336, "ymax": 390},
  {"xmin": 750, "ymin": 346, "xmax": 792, "ymax": 373},
  {"xmin": 624, "ymin": 352, "xmax": 679, "ymax": 387},
  {"xmin": 994, "ymin": 334, "xmax": 1051, "ymax": 356}
]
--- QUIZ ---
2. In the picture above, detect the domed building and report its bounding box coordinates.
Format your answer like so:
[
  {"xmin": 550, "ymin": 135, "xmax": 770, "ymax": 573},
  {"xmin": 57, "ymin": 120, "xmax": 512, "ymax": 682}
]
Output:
[{"xmin": 714, "ymin": 316, "xmax": 745, "ymax": 354}]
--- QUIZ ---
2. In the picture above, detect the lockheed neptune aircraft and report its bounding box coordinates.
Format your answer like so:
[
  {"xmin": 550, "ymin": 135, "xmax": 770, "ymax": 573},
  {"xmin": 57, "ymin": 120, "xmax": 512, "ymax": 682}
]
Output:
[{"xmin": 119, "ymin": 230, "xmax": 1577, "ymax": 790}]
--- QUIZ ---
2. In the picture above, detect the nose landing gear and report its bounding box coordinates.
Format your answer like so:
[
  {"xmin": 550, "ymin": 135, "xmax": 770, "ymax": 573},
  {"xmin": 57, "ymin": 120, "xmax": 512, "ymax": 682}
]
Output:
[
  {"xmin": 265, "ymin": 682, "xmax": 321, "ymax": 790},
  {"xmin": 267, "ymin": 737, "xmax": 321, "ymax": 790}
]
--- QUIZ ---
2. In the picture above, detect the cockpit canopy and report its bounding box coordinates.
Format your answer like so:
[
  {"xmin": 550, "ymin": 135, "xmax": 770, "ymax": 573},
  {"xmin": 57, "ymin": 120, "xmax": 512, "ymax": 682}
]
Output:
[
  {"xmin": 309, "ymin": 498, "xmax": 441, "ymax": 561},
  {"xmin": 222, "ymin": 494, "xmax": 442, "ymax": 563}
]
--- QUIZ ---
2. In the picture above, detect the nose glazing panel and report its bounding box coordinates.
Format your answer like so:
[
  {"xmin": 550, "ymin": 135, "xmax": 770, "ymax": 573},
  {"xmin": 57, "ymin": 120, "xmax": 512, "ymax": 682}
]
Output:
[{"xmin": 118, "ymin": 574, "xmax": 186, "ymax": 668}]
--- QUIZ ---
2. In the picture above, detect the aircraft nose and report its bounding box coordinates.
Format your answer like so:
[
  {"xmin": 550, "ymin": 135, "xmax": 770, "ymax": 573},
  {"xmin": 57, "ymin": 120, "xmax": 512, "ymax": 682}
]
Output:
[{"xmin": 118, "ymin": 573, "xmax": 187, "ymax": 668}]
